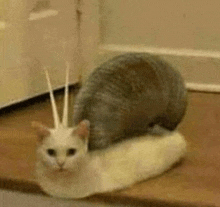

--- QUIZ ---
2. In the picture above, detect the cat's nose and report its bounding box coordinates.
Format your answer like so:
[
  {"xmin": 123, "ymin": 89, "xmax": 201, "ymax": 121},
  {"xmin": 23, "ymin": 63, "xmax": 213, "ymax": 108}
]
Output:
[{"xmin": 57, "ymin": 161, "xmax": 65, "ymax": 168}]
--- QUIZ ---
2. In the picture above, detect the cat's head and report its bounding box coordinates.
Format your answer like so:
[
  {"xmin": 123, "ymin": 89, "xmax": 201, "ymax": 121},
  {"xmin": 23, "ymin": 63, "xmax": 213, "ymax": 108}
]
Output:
[
  {"xmin": 33, "ymin": 120, "xmax": 90, "ymax": 172},
  {"xmin": 33, "ymin": 63, "xmax": 90, "ymax": 172}
]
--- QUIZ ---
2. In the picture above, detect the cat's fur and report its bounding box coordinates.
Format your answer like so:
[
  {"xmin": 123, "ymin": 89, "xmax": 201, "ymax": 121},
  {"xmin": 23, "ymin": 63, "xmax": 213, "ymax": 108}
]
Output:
[
  {"xmin": 35, "ymin": 121, "xmax": 186, "ymax": 199},
  {"xmin": 73, "ymin": 53, "xmax": 187, "ymax": 150}
]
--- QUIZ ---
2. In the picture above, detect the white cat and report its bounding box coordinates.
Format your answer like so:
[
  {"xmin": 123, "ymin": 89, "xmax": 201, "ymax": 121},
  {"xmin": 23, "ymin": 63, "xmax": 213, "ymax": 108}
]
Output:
[
  {"xmin": 33, "ymin": 64, "xmax": 186, "ymax": 199},
  {"xmin": 34, "ymin": 121, "xmax": 186, "ymax": 199}
]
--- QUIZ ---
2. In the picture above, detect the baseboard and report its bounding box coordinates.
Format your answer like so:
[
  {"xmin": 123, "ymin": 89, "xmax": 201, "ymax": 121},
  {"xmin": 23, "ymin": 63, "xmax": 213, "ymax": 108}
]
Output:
[
  {"xmin": 186, "ymin": 83, "xmax": 220, "ymax": 93},
  {"xmin": 100, "ymin": 44, "xmax": 220, "ymax": 58}
]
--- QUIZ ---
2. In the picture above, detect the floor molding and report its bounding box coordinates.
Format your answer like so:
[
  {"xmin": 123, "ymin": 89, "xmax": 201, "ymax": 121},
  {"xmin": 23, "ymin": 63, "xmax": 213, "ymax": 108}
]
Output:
[
  {"xmin": 186, "ymin": 83, "xmax": 220, "ymax": 93},
  {"xmin": 100, "ymin": 44, "xmax": 220, "ymax": 59}
]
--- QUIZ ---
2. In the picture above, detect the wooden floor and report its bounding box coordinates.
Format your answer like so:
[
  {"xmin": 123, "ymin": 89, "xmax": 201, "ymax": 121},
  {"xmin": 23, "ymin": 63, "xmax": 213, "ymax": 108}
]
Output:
[{"xmin": 0, "ymin": 90, "xmax": 220, "ymax": 206}]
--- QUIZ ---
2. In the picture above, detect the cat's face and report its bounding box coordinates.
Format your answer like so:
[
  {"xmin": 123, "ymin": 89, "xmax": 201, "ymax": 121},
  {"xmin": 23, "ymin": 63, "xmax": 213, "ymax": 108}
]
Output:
[{"xmin": 33, "ymin": 120, "xmax": 90, "ymax": 172}]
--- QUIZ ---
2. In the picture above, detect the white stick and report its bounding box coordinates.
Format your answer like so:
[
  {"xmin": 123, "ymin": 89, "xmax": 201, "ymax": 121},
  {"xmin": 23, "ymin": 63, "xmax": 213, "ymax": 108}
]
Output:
[
  {"xmin": 62, "ymin": 62, "xmax": 70, "ymax": 127},
  {"xmin": 44, "ymin": 68, "xmax": 60, "ymax": 128}
]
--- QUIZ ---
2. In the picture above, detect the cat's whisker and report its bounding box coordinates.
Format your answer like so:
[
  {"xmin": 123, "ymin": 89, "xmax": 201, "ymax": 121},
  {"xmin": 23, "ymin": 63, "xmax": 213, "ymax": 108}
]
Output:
[
  {"xmin": 62, "ymin": 62, "xmax": 70, "ymax": 127},
  {"xmin": 44, "ymin": 67, "xmax": 60, "ymax": 128}
]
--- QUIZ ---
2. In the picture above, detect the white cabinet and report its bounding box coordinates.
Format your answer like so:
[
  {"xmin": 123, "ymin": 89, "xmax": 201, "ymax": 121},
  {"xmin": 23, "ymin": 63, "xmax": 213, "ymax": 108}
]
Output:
[{"xmin": 0, "ymin": 0, "xmax": 80, "ymax": 107}]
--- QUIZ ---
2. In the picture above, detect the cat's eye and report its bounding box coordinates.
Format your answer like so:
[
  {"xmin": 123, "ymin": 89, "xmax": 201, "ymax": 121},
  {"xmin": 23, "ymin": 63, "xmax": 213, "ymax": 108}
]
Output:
[
  {"xmin": 47, "ymin": 149, "xmax": 56, "ymax": 156},
  {"xmin": 67, "ymin": 148, "xmax": 76, "ymax": 156}
]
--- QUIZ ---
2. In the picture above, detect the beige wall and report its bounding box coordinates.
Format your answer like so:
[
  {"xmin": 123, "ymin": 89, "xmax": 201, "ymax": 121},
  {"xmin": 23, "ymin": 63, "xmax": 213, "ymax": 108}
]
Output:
[{"xmin": 100, "ymin": 0, "xmax": 220, "ymax": 50}]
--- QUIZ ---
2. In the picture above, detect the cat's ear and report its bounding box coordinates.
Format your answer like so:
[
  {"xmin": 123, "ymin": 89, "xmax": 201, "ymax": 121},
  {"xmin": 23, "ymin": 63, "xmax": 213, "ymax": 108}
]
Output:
[
  {"xmin": 74, "ymin": 120, "xmax": 90, "ymax": 140},
  {"xmin": 32, "ymin": 121, "xmax": 51, "ymax": 142}
]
